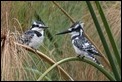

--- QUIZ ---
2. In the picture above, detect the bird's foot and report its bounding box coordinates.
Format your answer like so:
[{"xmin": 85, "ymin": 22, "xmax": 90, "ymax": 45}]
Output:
[
  {"xmin": 81, "ymin": 55, "xmax": 85, "ymax": 59},
  {"xmin": 99, "ymin": 64, "xmax": 104, "ymax": 68},
  {"xmin": 31, "ymin": 47, "xmax": 38, "ymax": 52},
  {"xmin": 77, "ymin": 55, "xmax": 81, "ymax": 58},
  {"xmin": 77, "ymin": 55, "xmax": 85, "ymax": 60}
]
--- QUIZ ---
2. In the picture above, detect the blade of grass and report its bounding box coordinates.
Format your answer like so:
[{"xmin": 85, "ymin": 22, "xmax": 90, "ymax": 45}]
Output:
[
  {"xmin": 38, "ymin": 57, "xmax": 116, "ymax": 81},
  {"xmin": 52, "ymin": 1, "xmax": 75, "ymax": 23},
  {"xmin": 24, "ymin": 67, "xmax": 52, "ymax": 81},
  {"xmin": 95, "ymin": 1, "xmax": 121, "ymax": 69},
  {"xmin": 86, "ymin": 1, "xmax": 120, "ymax": 81}
]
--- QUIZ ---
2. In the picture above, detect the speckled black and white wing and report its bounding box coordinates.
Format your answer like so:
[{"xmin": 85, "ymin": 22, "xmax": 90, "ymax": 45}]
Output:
[
  {"xmin": 73, "ymin": 36, "xmax": 101, "ymax": 56},
  {"xmin": 19, "ymin": 30, "xmax": 42, "ymax": 48},
  {"xmin": 19, "ymin": 30, "xmax": 34, "ymax": 45}
]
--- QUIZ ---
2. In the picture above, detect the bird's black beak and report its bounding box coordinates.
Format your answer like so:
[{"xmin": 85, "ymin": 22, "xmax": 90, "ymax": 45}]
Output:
[
  {"xmin": 42, "ymin": 26, "xmax": 48, "ymax": 29},
  {"xmin": 56, "ymin": 30, "xmax": 71, "ymax": 35}
]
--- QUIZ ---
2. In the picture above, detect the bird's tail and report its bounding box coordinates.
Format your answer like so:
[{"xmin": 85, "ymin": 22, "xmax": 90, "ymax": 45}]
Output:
[
  {"xmin": 87, "ymin": 55, "xmax": 104, "ymax": 67},
  {"xmin": 94, "ymin": 52, "xmax": 102, "ymax": 57}
]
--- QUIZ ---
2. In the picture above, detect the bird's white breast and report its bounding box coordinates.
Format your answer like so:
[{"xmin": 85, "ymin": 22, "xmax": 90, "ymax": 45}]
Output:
[
  {"xmin": 29, "ymin": 31, "xmax": 44, "ymax": 49},
  {"xmin": 29, "ymin": 34, "xmax": 44, "ymax": 49}
]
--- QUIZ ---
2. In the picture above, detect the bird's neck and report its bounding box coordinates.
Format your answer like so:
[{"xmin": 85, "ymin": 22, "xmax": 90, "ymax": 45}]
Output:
[
  {"xmin": 71, "ymin": 31, "xmax": 83, "ymax": 40},
  {"xmin": 31, "ymin": 29, "xmax": 44, "ymax": 35}
]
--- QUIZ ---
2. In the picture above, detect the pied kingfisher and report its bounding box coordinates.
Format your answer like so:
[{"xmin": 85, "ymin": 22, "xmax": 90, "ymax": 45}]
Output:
[
  {"xmin": 56, "ymin": 21, "xmax": 103, "ymax": 67},
  {"xmin": 19, "ymin": 20, "xmax": 48, "ymax": 49}
]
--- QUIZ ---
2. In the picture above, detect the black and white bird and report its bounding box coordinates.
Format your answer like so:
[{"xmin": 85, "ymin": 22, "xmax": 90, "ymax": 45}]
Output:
[
  {"xmin": 19, "ymin": 20, "xmax": 48, "ymax": 49},
  {"xmin": 56, "ymin": 21, "xmax": 103, "ymax": 67}
]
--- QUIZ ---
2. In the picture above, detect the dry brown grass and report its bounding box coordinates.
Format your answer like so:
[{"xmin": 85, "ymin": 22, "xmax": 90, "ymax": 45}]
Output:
[
  {"xmin": 1, "ymin": 30, "xmax": 33, "ymax": 81},
  {"xmin": 1, "ymin": 2, "xmax": 39, "ymax": 80},
  {"xmin": 1, "ymin": 26, "xmax": 36, "ymax": 81}
]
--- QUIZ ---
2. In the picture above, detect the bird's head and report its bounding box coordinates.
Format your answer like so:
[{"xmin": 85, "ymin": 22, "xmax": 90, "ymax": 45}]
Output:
[
  {"xmin": 56, "ymin": 21, "xmax": 84, "ymax": 36},
  {"xmin": 30, "ymin": 21, "xmax": 48, "ymax": 31}
]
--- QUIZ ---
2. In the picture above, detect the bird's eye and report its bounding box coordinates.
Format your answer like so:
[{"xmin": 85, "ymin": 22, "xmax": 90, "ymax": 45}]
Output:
[
  {"xmin": 72, "ymin": 28, "xmax": 75, "ymax": 31},
  {"xmin": 32, "ymin": 24, "xmax": 39, "ymax": 28},
  {"xmin": 36, "ymin": 25, "xmax": 39, "ymax": 27},
  {"xmin": 32, "ymin": 24, "xmax": 35, "ymax": 28}
]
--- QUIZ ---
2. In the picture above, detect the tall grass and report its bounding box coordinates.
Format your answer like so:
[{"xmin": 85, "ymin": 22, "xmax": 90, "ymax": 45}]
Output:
[
  {"xmin": 86, "ymin": 1, "xmax": 120, "ymax": 80},
  {"xmin": 1, "ymin": 1, "xmax": 121, "ymax": 81}
]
